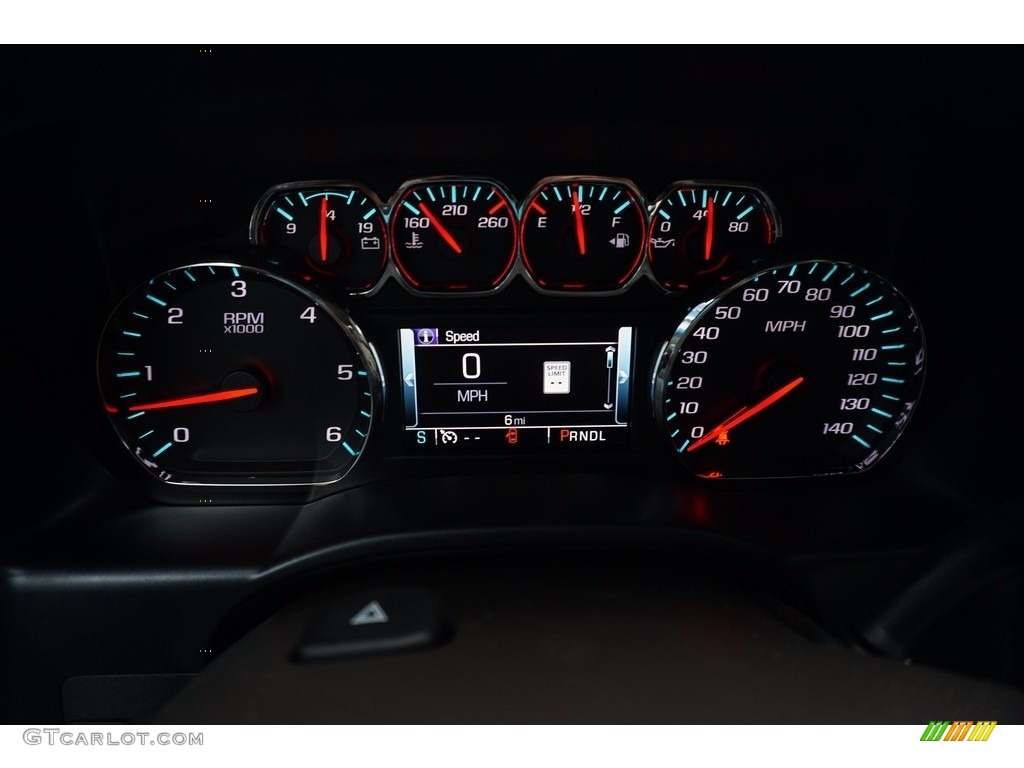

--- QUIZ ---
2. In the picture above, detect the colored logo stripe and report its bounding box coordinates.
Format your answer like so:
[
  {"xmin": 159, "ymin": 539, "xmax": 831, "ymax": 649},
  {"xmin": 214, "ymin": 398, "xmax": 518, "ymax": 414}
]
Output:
[
  {"xmin": 920, "ymin": 721, "xmax": 949, "ymax": 741},
  {"xmin": 920, "ymin": 720, "xmax": 996, "ymax": 741},
  {"xmin": 944, "ymin": 721, "xmax": 974, "ymax": 741},
  {"xmin": 967, "ymin": 721, "xmax": 997, "ymax": 741}
]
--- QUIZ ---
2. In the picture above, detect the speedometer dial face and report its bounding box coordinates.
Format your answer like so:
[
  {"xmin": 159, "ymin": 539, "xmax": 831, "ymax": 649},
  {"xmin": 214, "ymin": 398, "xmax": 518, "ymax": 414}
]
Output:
[
  {"xmin": 653, "ymin": 260, "xmax": 925, "ymax": 479},
  {"xmin": 97, "ymin": 264, "xmax": 380, "ymax": 486}
]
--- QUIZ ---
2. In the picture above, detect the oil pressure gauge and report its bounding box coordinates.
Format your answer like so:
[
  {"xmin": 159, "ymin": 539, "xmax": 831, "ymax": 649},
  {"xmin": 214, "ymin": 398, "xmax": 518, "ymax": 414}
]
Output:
[{"xmin": 647, "ymin": 182, "xmax": 779, "ymax": 292}]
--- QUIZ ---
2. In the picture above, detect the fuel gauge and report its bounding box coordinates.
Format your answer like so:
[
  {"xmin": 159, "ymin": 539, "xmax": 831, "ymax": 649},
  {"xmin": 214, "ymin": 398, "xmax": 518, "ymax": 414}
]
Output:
[
  {"xmin": 251, "ymin": 182, "xmax": 388, "ymax": 293},
  {"xmin": 520, "ymin": 176, "xmax": 646, "ymax": 293}
]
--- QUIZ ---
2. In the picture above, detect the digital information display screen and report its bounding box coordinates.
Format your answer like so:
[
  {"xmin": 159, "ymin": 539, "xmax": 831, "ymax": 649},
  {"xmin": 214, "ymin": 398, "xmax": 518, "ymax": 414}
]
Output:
[{"xmin": 399, "ymin": 326, "xmax": 634, "ymax": 450}]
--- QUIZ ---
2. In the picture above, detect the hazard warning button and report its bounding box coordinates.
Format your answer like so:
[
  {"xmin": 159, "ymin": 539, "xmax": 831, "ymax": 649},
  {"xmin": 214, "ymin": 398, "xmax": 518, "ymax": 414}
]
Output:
[{"xmin": 293, "ymin": 588, "xmax": 447, "ymax": 663}]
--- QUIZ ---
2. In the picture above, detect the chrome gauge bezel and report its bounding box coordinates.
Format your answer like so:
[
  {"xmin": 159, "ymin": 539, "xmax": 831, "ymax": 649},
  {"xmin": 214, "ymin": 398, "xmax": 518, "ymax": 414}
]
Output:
[
  {"xmin": 249, "ymin": 177, "xmax": 783, "ymax": 299},
  {"xmin": 248, "ymin": 180, "xmax": 390, "ymax": 296},
  {"xmin": 645, "ymin": 180, "xmax": 782, "ymax": 293},
  {"xmin": 516, "ymin": 174, "xmax": 651, "ymax": 297},
  {"xmin": 385, "ymin": 175, "xmax": 522, "ymax": 297},
  {"xmin": 96, "ymin": 262, "xmax": 383, "ymax": 489},
  {"xmin": 651, "ymin": 259, "xmax": 926, "ymax": 480}
]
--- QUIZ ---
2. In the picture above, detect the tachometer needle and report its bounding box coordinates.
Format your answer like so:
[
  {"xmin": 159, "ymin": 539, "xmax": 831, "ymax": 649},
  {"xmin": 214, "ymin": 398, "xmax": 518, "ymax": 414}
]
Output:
[
  {"xmin": 704, "ymin": 196, "xmax": 715, "ymax": 261},
  {"xmin": 127, "ymin": 387, "xmax": 260, "ymax": 412},
  {"xmin": 572, "ymin": 186, "xmax": 587, "ymax": 255},
  {"xmin": 687, "ymin": 376, "xmax": 804, "ymax": 452},
  {"xmin": 418, "ymin": 202, "xmax": 463, "ymax": 254},
  {"xmin": 319, "ymin": 196, "xmax": 329, "ymax": 262}
]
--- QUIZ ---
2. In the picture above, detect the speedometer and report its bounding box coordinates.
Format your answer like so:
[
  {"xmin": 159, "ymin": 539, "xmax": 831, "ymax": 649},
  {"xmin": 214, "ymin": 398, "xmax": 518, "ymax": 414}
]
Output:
[{"xmin": 653, "ymin": 260, "xmax": 925, "ymax": 479}]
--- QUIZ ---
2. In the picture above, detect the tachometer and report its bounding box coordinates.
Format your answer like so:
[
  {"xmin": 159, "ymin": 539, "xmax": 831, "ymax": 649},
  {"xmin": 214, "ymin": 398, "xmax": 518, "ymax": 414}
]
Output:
[
  {"xmin": 97, "ymin": 264, "xmax": 380, "ymax": 486},
  {"xmin": 653, "ymin": 260, "xmax": 925, "ymax": 479}
]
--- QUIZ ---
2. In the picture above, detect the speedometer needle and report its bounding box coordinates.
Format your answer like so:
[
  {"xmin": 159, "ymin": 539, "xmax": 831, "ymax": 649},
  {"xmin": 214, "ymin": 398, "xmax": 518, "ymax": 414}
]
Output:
[
  {"xmin": 319, "ymin": 196, "xmax": 329, "ymax": 262},
  {"xmin": 687, "ymin": 376, "xmax": 804, "ymax": 452},
  {"xmin": 572, "ymin": 186, "xmax": 587, "ymax": 255},
  {"xmin": 704, "ymin": 196, "xmax": 715, "ymax": 261},
  {"xmin": 127, "ymin": 387, "xmax": 260, "ymax": 412},
  {"xmin": 418, "ymin": 202, "xmax": 463, "ymax": 254}
]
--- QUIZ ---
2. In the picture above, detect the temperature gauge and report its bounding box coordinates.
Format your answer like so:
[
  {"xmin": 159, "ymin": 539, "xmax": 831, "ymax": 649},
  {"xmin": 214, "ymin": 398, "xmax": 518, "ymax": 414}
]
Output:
[{"xmin": 390, "ymin": 177, "xmax": 518, "ymax": 293}]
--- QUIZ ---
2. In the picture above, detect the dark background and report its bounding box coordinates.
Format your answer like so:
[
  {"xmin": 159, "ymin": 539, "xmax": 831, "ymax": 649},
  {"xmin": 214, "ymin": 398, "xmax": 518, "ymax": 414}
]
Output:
[{"xmin": 1, "ymin": 45, "xmax": 1021, "ymax": 723}]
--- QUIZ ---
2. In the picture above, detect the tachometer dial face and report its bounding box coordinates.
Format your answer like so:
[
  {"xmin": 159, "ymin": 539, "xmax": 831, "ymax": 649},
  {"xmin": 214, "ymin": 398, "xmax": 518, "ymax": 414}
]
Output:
[
  {"xmin": 97, "ymin": 264, "xmax": 380, "ymax": 486},
  {"xmin": 389, "ymin": 178, "xmax": 518, "ymax": 292},
  {"xmin": 653, "ymin": 260, "xmax": 925, "ymax": 479},
  {"xmin": 647, "ymin": 183, "xmax": 778, "ymax": 291},
  {"xmin": 520, "ymin": 176, "xmax": 646, "ymax": 292},
  {"xmin": 252, "ymin": 183, "xmax": 388, "ymax": 292}
]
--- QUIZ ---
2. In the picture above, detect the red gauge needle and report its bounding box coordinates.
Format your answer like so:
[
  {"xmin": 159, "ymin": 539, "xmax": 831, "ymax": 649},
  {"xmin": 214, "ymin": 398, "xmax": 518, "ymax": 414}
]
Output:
[
  {"xmin": 127, "ymin": 387, "xmax": 260, "ymax": 412},
  {"xmin": 687, "ymin": 376, "xmax": 805, "ymax": 452},
  {"xmin": 418, "ymin": 202, "xmax": 463, "ymax": 254},
  {"xmin": 572, "ymin": 187, "xmax": 587, "ymax": 255},
  {"xmin": 319, "ymin": 196, "xmax": 329, "ymax": 262},
  {"xmin": 704, "ymin": 196, "xmax": 715, "ymax": 261}
]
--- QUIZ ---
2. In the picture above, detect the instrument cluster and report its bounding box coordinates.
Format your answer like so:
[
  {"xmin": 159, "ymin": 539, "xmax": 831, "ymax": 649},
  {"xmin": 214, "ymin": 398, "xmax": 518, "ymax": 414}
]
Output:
[
  {"xmin": 249, "ymin": 176, "xmax": 780, "ymax": 295},
  {"xmin": 94, "ymin": 175, "xmax": 926, "ymax": 499}
]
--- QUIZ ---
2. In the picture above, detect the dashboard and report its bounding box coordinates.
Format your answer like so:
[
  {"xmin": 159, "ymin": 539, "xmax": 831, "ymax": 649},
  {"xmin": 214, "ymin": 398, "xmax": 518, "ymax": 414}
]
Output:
[{"xmin": 1, "ymin": 46, "xmax": 1023, "ymax": 724}]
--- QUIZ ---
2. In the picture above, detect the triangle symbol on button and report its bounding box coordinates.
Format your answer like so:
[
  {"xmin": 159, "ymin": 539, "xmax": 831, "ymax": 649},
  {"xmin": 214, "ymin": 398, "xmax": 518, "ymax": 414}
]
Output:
[{"xmin": 349, "ymin": 600, "xmax": 389, "ymax": 626}]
